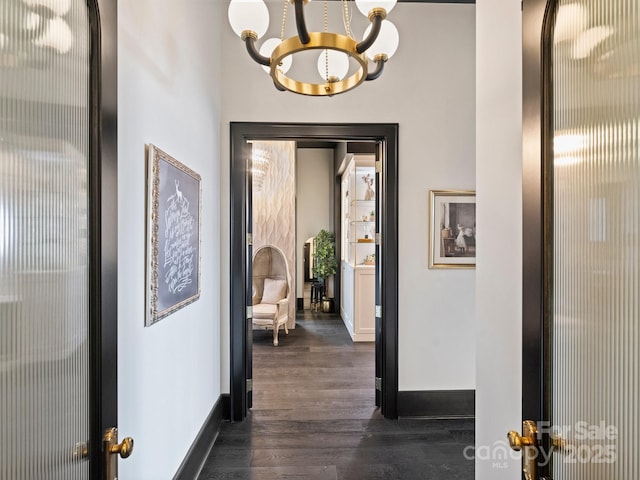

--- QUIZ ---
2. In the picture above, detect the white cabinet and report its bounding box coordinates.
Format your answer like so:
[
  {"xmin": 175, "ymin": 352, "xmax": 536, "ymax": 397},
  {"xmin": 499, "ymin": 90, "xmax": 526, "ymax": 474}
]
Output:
[
  {"xmin": 340, "ymin": 155, "xmax": 376, "ymax": 342},
  {"xmin": 341, "ymin": 262, "xmax": 375, "ymax": 342}
]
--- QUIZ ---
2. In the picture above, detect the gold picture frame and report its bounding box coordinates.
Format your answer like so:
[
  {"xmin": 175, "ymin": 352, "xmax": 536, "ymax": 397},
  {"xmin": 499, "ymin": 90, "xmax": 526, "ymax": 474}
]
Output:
[
  {"xmin": 429, "ymin": 190, "xmax": 476, "ymax": 269},
  {"xmin": 145, "ymin": 144, "xmax": 201, "ymax": 326}
]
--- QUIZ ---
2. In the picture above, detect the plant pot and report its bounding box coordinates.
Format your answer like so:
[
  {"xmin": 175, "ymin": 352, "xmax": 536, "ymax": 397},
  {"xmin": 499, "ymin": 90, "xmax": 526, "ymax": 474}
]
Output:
[{"xmin": 322, "ymin": 298, "xmax": 333, "ymax": 313}]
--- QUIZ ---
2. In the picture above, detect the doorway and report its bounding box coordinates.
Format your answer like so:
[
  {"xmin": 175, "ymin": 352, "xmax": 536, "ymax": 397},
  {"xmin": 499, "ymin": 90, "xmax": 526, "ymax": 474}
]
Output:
[
  {"xmin": 229, "ymin": 123, "xmax": 399, "ymax": 421},
  {"xmin": 0, "ymin": 0, "xmax": 119, "ymax": 477},
  {"xmin": 520, "ymin": 0, "xmax": 639, "ymax": 478}
]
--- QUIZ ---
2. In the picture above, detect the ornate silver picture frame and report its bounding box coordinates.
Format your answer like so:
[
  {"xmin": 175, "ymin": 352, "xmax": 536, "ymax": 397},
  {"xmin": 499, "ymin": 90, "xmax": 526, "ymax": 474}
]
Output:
[{"xmin": 145, "ymin": 144, "xmax": 201, "ymax": 326}]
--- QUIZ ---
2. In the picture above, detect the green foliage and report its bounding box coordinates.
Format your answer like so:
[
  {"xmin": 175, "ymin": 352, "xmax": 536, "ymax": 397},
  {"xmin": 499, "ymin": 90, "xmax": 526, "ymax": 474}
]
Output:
[{"xmin": 312, "ymin": 229, "xmax": 337, "ymax": 280}]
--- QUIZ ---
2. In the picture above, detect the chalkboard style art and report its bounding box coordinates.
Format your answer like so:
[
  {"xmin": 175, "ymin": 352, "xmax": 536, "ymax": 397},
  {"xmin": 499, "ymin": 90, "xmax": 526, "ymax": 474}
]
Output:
[{"xmin": 145, "ymin": 144, "xmax": 201, "ymax": 326}]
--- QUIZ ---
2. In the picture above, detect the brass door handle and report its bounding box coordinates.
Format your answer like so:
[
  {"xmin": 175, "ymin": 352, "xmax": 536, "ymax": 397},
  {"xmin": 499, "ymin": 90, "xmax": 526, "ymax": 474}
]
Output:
[
  {"xmin": 552, "ymin": 435, "xmax": 566, "ymax": 449},
  {"xmin": 104, "ymin": 427, "xmax": 134, "ymax": 480},
  {"xmin": 109, "ymin": 436, "xmax": 134, "ymax": 458},
  {"xmin": 507, "ymin": 420, "xmax": 538, "ymax": 480},
  {"xmin": 508, "ymin": 430, "xmax": 535, "ymax": 451}
]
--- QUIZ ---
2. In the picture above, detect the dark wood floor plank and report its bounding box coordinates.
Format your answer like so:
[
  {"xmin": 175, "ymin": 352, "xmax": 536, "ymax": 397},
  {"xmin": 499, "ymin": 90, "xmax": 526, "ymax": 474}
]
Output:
[
  {"xmin": 215, "ymin": 430, "xmax": 462, "ymax": 450},
  {"xmin": 198, "ymin": 465, "xmax": 338, "ymax": 480},
  {"xmin": 198, "ymin": 313, "xmax": 474, "ymax": 480},
  {"xmin": 218, "ymin": 417, "xmax": 473, "ymax": 436},
  {"xmin": 248, "ymin": 407, "xmax": 382, "ymax": 422}
]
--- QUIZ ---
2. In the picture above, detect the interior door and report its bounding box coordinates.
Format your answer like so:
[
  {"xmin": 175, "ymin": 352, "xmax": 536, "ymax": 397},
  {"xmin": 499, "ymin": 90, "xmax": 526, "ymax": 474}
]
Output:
[
  {"xmin": 374, "ymin": 142, "xmax": 382, "ymax": 408},
  {"xmin": 519, "ymin": 0, "xmax": 639, "ymax": 478},
  {"xmin": 247, "ymin": 143, "xmax": 254, "ymax": 410},
  {"xmin": 0, "ymin": 1, "xmax": 124, "ymax": 479}
]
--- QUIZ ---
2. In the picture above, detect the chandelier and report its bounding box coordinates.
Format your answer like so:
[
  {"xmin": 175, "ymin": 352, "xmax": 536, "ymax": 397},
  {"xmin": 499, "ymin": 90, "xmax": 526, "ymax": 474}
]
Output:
[
  {"xmin": 251, "ymin": 147, "xmax": 271, "ymax": 192},
  {"xmin": 228, "ymin": 0, "xmax": 399, "ymax": 96}
]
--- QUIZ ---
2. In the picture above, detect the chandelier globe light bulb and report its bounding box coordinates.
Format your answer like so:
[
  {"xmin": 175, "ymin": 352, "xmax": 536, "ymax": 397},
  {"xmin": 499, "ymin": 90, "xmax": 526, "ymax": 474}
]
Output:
[
  {"xmin": 228, "ymin": 0, "xmax": 270, "ymax": 39},
  {"xmin": 260, "ymin": 38, "xmax": 293, "ymax": 74},
  {"xmin": 363, "ymin": 20, "xmax": 399, "ymax": 60},
  {"xmin": 316, "ymin": 49, "xmax": 349, "ymax": 81}
]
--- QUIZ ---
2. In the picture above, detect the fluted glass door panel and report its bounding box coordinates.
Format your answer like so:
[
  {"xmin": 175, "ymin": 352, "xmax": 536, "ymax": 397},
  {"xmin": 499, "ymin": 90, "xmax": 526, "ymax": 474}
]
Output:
[
  {"xmin": 551, "ymin": 0, "xmax": 639, "ymax": 478},
  {"xmin": 0, "ymin": 0, "xmax": 92, "ymax": 479}
]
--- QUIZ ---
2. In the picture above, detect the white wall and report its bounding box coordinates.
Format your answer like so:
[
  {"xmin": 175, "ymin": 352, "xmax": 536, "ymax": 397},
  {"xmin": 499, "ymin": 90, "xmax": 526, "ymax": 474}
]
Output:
[
  {"xmin": 117, "ymin": 1, "xmax": 222, "ymax": 478},
  {"xmin": 296, "ymin": 148, "xmax": 334, "ymax": 299},
  {"xmin": 475, "ymin": 0, "xmax": 522, "ymax": 478},
  {"xmin": 220, "ymin": 3, "xmax": 476, "ymax": 393}
]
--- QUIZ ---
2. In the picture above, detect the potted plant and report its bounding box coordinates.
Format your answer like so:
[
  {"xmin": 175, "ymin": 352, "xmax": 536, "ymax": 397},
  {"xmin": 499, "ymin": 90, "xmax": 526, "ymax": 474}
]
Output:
[{"xmin": 312, "ymin": 229, "xmax": 337, "ymax": 312}]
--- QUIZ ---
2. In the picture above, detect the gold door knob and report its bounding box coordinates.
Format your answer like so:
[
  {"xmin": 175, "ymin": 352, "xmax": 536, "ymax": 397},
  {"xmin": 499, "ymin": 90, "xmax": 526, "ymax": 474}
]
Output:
[
  {"xmin": 507, "ymin": 420, "xmax": 537, "ymax": 451},
  {"xmin": 508, "ymin": 430, "xmax": 535, "ymax": 451},
  {"xmin": 104, "ymin": 427, "xmax": 134, "ymax": 480},
  {"xmin": 507, "ymin": 420, "xmax": 538, "ymax": 480},
  {"xmin": 109, "ymin": 436, "xmax": 134, "ymax": 458}
]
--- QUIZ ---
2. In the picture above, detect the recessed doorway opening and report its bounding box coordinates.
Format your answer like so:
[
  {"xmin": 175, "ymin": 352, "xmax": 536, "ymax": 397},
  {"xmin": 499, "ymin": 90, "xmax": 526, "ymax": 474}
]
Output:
[{"xmin": 229, "ymin": 123, "xmax": 399, "ymax": 422}]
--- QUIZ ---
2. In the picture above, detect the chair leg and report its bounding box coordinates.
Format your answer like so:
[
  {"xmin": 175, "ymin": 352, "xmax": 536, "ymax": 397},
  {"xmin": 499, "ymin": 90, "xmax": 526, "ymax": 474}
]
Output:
[
  {"xmin": 284, "ymin": 321, "xmax": 289, "ymax": 335},
  {"xmin": 273, "ymin": 324, "xmax": 279, "ymax": 346}
]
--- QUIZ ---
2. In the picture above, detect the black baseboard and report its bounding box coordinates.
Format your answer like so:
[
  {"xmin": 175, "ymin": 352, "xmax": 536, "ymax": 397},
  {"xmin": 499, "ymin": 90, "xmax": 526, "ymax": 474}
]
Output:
[
  {"xmin": 173, "ymin": 394, "xmax": 230, "ymax": 480},
  {"xmin": 297, "ymin": 297, "xmax": 304, "ymax": 311},
  {"xmin": 397, "ymin": 390, "xmax": 475, "ymax": 418}
]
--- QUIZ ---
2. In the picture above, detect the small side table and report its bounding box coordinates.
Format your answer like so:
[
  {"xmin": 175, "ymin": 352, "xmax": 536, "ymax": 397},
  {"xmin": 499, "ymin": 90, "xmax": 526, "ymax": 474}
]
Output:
[{"xmin": 310, "ymin": 281, "xmax": 325, "ymax": 312}]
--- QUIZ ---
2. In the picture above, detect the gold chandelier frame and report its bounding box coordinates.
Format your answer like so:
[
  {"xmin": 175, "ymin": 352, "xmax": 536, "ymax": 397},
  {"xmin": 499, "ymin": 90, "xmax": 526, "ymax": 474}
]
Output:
[
  {"xmin": 239, "ymin": 0, "xmax": 390, "ymax": 96},
  {"xmin": 271, "ymin": 32, "xmax": 368, "ymax": 96}
]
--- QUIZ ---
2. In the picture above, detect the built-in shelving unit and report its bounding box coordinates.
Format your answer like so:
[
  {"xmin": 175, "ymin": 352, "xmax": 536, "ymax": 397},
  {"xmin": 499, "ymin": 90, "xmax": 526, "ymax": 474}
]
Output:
[{"xmin": 340, "ymin": 155, "xmax": 375, "ymax": 342}]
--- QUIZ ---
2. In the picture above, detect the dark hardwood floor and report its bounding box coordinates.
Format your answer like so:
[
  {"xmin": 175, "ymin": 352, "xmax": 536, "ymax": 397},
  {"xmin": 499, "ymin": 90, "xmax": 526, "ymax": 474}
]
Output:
[{"xmin": 198, "ymin": 312, "xmax": 475, "ymax": 480}]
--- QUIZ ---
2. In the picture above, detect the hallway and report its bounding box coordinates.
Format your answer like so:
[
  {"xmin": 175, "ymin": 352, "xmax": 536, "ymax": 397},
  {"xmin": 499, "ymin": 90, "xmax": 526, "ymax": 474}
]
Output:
[{"xmin": 198, "ymin": 313, "xmax": 474, "ymax": 479}]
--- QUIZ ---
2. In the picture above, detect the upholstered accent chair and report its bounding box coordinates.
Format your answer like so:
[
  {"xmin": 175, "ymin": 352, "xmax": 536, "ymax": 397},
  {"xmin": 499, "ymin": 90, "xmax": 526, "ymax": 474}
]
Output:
[{"xmin": 252, "ymin": 245, "xmax": 291, "ymax": 346}]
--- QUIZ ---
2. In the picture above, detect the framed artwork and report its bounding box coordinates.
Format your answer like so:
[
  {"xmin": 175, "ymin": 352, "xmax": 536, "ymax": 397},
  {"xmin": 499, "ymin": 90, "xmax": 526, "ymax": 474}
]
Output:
[
  {"xmin": 429, "ymin": 190, "xmax": 476, "ymax": 269},
  {"xmin": 145, "ymin": 144, "xmax": 201, "ymax": 326}
]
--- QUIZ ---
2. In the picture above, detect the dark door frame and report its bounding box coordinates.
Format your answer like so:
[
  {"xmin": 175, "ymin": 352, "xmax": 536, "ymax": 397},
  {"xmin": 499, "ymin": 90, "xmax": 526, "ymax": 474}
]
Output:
[
  {"xmin": 522, "ymin": 0, "xmax": 555, "ymax": 476},
  {"xmin": 230, "ymin": 122, "xmax": 399, "ymax": 421},
  {"xmin": 90, "ymin": 0, "xmax": 118, "ymax": 476}
]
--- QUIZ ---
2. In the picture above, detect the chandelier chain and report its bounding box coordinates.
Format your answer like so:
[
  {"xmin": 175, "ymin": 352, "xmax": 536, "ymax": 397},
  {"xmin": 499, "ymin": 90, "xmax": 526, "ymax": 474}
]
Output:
[
  {"xmin": 280, "ymin": 0, "xmax": 288, "ymax": 41},
  {"xmin": 324, "ymin": 0, "xmax": 329, "ymax": 82},
  {"xmin": 342, "ymin": 0, "xmax": 352, "ymax": 38}
]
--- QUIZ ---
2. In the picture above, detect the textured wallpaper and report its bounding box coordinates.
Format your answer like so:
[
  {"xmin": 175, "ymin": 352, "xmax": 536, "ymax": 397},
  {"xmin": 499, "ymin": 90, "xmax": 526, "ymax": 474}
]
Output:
[{"xmin": 252, "ymin": 141, "xmax": 296, "ymax": 328}]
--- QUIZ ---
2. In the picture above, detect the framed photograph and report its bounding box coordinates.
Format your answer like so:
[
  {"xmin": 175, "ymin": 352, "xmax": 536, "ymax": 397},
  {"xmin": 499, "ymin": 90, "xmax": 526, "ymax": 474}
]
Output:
[
  {"xmin": 145, "ymin": 144, "xmax": 201, "ymax": 326},
  {"xmin": 429, "ymin": 190, "xmax": 476, "ymax": 269}
]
